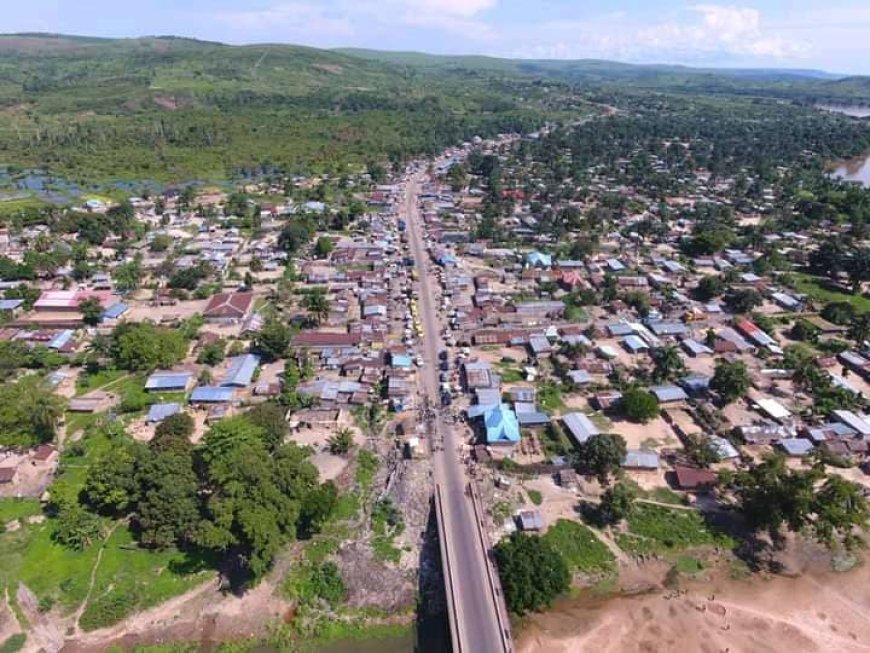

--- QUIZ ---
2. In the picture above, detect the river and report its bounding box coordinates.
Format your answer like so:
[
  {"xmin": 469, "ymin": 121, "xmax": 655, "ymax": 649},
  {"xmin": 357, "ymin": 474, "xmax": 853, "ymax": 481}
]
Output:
[{"xmin": 830, "ymin": 154, "xmax": 870, "ymax": 185}]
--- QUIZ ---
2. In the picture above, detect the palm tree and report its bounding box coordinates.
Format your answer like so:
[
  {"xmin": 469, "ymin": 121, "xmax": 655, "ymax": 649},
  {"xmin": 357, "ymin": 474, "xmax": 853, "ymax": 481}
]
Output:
[
  {"xmin": 327, "ymin": 428, "xmax": 354, "ymax": 455},
  {"xmin": 651, "ymin": 345, "xmax": 686, "ymax": 383},
  {"xmin": 302, "ymin": 289, "xmax": 331, "ymax": 325}
]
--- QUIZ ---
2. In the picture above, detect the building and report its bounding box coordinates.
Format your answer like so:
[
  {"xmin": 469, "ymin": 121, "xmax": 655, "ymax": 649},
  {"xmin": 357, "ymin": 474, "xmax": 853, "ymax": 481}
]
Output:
[
  {"xmin": 202, "ymin": 292, "xmax": 255, "ymax": 323},
  {"xmin": 562, "ymin": 412, "xmax": 600, "ymax": 445},
  {"xmin": 673, "ymin": 465, "xmax": 717, "ymax": 492},
  {"xmin": 33, "ymin": 290, "xmax": 111, "ymax": 313},
  {"xmin": 221, "ymin": 354, "xmax": 260, "ymax": 387},
  {"xmin": 147, "ymin": 403, "xmax": 182, "ymax": 423},
  {"xmin": 482, "ymin": 404, "xmax": 521, "ymax": 446},
  {"xmin": 145, "ymin": 371, "xmax": 194, "ymax": 393}
]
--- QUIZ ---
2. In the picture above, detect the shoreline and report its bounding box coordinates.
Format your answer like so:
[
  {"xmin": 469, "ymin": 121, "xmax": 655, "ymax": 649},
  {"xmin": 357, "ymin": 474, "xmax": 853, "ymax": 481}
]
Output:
[{"xmin": 517, "ymin": 557, "xmax": 870, "ymax": 653}]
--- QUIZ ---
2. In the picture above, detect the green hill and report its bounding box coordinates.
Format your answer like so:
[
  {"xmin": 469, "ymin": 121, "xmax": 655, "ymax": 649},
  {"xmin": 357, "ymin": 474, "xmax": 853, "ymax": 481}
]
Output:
[{"xmin": 0, "ymin": 34, "xmax": 867, "ymax": 184}]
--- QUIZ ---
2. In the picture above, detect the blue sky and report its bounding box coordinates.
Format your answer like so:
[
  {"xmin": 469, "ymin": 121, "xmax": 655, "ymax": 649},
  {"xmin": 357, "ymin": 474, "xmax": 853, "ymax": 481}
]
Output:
[{"xmin": 5, "ymin": 1, "xmax": 870, "ymax": 73}]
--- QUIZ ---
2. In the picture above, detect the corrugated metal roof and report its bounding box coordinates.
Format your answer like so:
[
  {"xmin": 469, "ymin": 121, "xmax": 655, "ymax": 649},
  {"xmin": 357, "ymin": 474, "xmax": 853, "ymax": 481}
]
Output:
[
  {"xmin": 221, "ymin": 354, "xmax": 260, "ymax": 387},
  {"xmin": 190, "ymin": 386, "xmax": 234, "ymax": 403},
  {"xmin": 102, "ymin": 303, "xmax": 128, "ymax": 319},
  {"xmin": 779, "ymin": 438, "xmax": 813, "ymax": 456},
  {"xmin": 562, "ymin": 412, "xmax": 600, "ymax": 443},
  {"xmin": 650, "ymin": 385, "xmax": 688, "ymax": 403},
  {"xmin": 48, "ymin": 330, "xmax": 74, "ymax": 350},
  {"xmin": 145, "ymin": 371, "xmax": 193, "ymax": 391},
  {"xmin": 623, "ymin": 335, "xmax": 648, "ymax": 352},
  {"xmin": 623, "ymin": 449, "xmax": 659, "ymax": 469},
  {"xmin": 147, "ymin": 403, "xmax": 181, "ymax": 423}
]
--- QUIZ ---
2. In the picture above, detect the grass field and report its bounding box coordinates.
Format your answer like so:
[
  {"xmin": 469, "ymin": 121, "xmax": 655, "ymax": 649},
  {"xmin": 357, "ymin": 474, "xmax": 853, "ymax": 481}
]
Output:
[
  {"xmin": 791, "ymin": 273, "xmax": 870, "ymax": 313},
  {"xmin": 544, "ymin": 519, "xmax": 616, "ymax": 575},
  {"xmin": 0, "ymin": 498, "xmax": 42, "ymax": 525},
  {"xmin": 616, "ymin": 504, "xmax": 734, "ymax": 556}
]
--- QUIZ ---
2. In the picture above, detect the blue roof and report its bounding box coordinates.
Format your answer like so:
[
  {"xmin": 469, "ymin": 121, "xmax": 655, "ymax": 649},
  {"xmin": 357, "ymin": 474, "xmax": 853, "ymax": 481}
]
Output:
[
  {"xmin": 517, "ymin": 412, "xmax": 550, "ymax": 426},
  {"xmin": 102, "ymin": 303, "xmax": 128, "ymax": 319},
  {"xmin": 484, "ymin": 404, "xmax": 521, "ymax": 444},
  {"xmin": 48, "ymin": 330, "xmax": 74, "ymax": 350},
  {"xmin": 779, "ymin": 438, "xmax": 814, "ymax": 456},
  {"xmin": 650, "ymin": 385, "xmax": 689, "ymax": 403},
  {"xmin": 526, "ymin": 251, "xmax": 553, "ymax": 268},
  {"xmin": 221, "ymin": 354, "xmax": 260, "ymax": 387},
  {"xmin": 147, "ymin": 403, "xmax": 181, "ymax": 423},
  {"xmin": 145, "ymin": 371, "xmax": 193, "ymax": 391},
  {"xmin": 0, "ymin": 299, "xmax": 23, "ymax": 311},
  {"xmin": 391, "ymin": 354, "xmax": 413, "ymax": 368},
  {"xmin": 190, "ymin": 386, "xmax": 234, "ymax": 403}
]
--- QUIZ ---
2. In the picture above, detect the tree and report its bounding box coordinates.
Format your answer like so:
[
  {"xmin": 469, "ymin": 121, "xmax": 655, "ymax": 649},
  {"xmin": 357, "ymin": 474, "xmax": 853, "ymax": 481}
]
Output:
[
  {"xmin": 252, "ymin": 317, "xmax": 292, "ymax": 362},
  {"xmin": 112, "ymin": 322, "xmax": 188, "ymax": 371},
  {"xmin": 245, "ymin": 401, "xmax": 289, "ymax": 451},
  {"xmin": 195, "ymin": 417, "xmax": 319, "ymax": 585},
  {"xmin": 301, "ymin": 288, "xmax": 331, "ymax": 325},
  {"xmin": 695, "ymin": 275, "xmax": 726, "ymax": 301},
  {"xmin": 651, "ymin": 346, "xmax": 686, "ymax": 383},
  {"xmin": 314, "ymin": 236, "xmax": 334, "ymax": 259},
  {"xmin": 78, "ymin": 296, "xmax": 105, "ymax": 327},
  {"xmin": 821, "ymin": 302, "xmax": 855, "ymax": 326},
  {"xmin": 149, "ymin": 234, "xmax": 173, "ymax": 253},
  {"xmin": 84, "ymin": 444, "xmax": 141, "ymax": 515},
  {"xmin": 52, "ymin": 498, "xmax": 103, "ymax": 550},
  {"xmin": 135, "ymin": 443, "xmax": 200, "ymax": 549},
  {"xmin": 598, "ymin": 480, "xmax": 637, "ymax": 524},
  {"xmin": 710, "ymin": 359, "xmax": 750, "ymax": 404},
  {"xmin": 0, "ymin": 377, "xmax": 65, "ymax": 447},
  {"xmin": 152, "ymin": 413, "xmax": 195, "ymax": 453},
  {"xmin": 493, "ymin": 532, "xmax": 570, "ymax": 615},
  {"xmin": 620, "ymin": 387, "xmax": 659, "ymax": 423},
  {"xmin": 724, "ymin": 288, "xmax": 763, "ymax": 314},
  {"xmin": 812, "ymin": 475, "xmax": 869, "ymax": 548},
  {"xmin": 196, "ymin": 339, "xmax": 226, "ymax": 366},
  {"xmin": 848, "ymin": 312, "xmax": 870, "ymax": 347},
  {"xmin": 297, "ymin": 481, "xmax": 338, "ymax": 539},
  {"xmin": 574, "ymin": 433, "xmax": 627, "ymax": 484},
  {"xmin": 327, "ymin": 428, "xmax": 354, "ymax": 455}
]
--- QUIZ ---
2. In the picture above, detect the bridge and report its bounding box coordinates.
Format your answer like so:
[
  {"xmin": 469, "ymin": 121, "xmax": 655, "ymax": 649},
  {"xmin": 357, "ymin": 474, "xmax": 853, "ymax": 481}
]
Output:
[{"xmin": 402, "ymin": 173, "xmax": 513, "ymax": 653}]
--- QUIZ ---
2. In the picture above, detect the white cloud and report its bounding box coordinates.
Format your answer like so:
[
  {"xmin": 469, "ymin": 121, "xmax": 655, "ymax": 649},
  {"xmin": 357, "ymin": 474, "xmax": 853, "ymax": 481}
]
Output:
[
  {"xmin": 508, "ymin": 4, "xmax": 807, "ymax": 64},
  {"xmin": 217, "ymin": 3, "xmax": 354, "ymax": 37}
]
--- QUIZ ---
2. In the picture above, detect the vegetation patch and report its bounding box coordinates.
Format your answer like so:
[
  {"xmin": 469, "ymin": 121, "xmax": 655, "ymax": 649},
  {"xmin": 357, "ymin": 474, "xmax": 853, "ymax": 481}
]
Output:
[
  {"xmin": 543, "ymin": 519, "xmax": 616, "ymax": 575},
  {"xmin": 616, "ymin": 503, "xmax": 734, "ymax": 556}
]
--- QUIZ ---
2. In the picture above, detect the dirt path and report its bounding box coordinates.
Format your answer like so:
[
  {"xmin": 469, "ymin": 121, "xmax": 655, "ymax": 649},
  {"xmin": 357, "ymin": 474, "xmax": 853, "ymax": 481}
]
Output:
[{"xmin": 70, "ymin": 522, "xmax": 122, "ymax": 636}]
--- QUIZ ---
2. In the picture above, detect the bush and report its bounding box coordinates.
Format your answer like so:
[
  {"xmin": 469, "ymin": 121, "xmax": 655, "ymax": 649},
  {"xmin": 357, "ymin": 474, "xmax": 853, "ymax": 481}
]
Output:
[
  {"xmin": 543, "ymin": 519, "xmax": 615, "ymax": 574},
  {"xmin": 527, "ymin": 489, "xmax": 543, "ymax": 506},
  {"xmin": 0, "ymin": 634, "xmax": 26, "ymax": 653},
  {"xmin": 494, "ymin": 532, "xmax": 570, "ymax": 615},
  {"xmin": 620, "ymin": 388, "xmax": 659, "ymax": 423}
]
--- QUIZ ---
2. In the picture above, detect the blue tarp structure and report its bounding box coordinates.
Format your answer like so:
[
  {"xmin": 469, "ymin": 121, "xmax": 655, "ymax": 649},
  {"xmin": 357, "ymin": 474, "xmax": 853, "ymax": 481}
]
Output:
[
  {"xmin": 391, "ymin": 353, "xmax": 413, "ymax": 369},
  {"xmin": 221, "ymin": 354, "xmax": 260, "ymax": 387},
  {"xmin": 147, "ymin": 403, "xmax": 181, "ymax": 423}
]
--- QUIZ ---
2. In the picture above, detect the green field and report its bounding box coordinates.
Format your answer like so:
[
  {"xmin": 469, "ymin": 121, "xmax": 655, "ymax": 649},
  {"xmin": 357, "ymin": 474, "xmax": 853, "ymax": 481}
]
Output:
[
  {"xmin": 0, "ymin": 498, "xmax": 41, "ymax": 525},
  {"xmin": 544, "ymin": 519, "xmax": 616, "ymax": 575},
  {"xmin": 616, "ymin": 504, "xmax": 734, "ymax": 556},
  {"xmin": 791, "ymin": 273, "xmax": 870, "ymax": 313}
]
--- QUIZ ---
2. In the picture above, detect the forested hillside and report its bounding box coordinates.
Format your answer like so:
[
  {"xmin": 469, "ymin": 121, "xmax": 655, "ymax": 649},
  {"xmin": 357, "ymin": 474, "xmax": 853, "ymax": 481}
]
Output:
[
  {"xmin": 0, "ymin": 35, "xmax": 570, "ymax": 181},
  {"xmin": 0, "ymin": 34, "xmax": 869, "ymax": 184}
]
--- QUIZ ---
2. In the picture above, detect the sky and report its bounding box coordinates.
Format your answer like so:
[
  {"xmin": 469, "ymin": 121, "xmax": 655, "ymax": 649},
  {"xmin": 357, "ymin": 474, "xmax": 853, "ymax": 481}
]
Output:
[{"xmin": 4, "ymin": 1, "xmax": 870, "ymax": 74}]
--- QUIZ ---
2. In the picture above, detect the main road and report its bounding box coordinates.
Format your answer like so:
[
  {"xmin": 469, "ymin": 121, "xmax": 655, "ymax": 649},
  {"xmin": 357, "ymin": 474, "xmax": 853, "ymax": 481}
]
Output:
[{"xmin": 401, "ymin": 171, "xmax": 512, "ymax": 653}]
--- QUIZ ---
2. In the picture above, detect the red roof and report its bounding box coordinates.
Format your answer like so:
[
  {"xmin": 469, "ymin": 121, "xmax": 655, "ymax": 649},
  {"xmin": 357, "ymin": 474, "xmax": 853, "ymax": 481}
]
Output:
[
  {"xmin": 293, "ymin": 332, "xmax": 362, "ymax": 348},
  {"xmin": 673, "ymin": 465, "xmax": 717, "ymax": 490},
  {"xmin": 203, "ymin": 292, "xmax": 255, "ymax": 319}
]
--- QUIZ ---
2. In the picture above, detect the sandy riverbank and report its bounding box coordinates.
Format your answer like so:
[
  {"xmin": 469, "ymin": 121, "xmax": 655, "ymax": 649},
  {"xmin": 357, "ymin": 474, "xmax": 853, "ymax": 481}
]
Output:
[{"xmin": 518, "ymin": 562, "xmax": 870, "ymax": 653}]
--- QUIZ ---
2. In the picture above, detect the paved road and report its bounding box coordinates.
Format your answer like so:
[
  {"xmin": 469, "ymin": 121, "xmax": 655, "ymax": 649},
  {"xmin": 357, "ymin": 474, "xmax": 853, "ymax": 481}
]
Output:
[{"xmin": 401, "ymin": 173, "xmax": 510, "ymax": 653}]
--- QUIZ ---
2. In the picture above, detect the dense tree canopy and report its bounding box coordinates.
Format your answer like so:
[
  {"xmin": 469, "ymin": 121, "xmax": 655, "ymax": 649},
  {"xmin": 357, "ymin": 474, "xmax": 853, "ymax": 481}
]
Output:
[
  {"xmin": 494, "ymin": 532, "xmax": 570, "ymax": 615},
  {"xmin": 111, "ymin": 322, "xmax": 189, "ymax": 371}
]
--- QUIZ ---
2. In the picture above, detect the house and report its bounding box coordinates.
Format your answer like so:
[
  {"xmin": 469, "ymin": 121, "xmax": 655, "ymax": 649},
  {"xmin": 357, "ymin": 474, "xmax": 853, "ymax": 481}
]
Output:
[
  {"xmin": 673, "ymin": 465, "xmax": 717, "ymax": 492},
  {"xmin": 831, "ymin": 410, "xmax": 870, "ymax": 437},
  {"xmin": 516, "ymin": 509, "xmax": 545, "ymax": 531},
  {"xmin": 482, "ymin": 404, "xmax": 521, "ymax": 446},
  {"xmin": 203, "ymin": 292, "xmax": 255, "ymax": 323},
  {"xmin": 0, "ymin": 468, "xmax": 16, "ymax": 484},
  {"xmin": 221, "ymin": 354, "xmax": 260, "ymax": 387},
  {"xmin": 779, "ymin": 438, "xmax": 814, "ymax": 457},
  {"xmin": 32, "ymin": 444, "xmax": 56, "ymax": 463},
  {"xmin": 562, "ymin": 412, "xmax": 600, "ymax": 445},
  {"xmin": 650, "ymin": 385, "xmax": 688, "ymax": 404},
  {"xmin": 526, "ymin": 251, "xmax": 552, "ymax": 268},
  {"xmin": 145, "ymin": 371, "xmax": 194, "ymax": 393},
  {"xmin": 190, "ymin": 386, "xmax": 234, "ymax": 403},
  {"xmin": 33, "ymin": 290, "xmax": 111, "ymax": 313},
  {"xmin": 623, "ymin": 449, "xmax": 660, "ymax": 470},
  {"xmin": 556, "ymin": 468, "xmax": 578, "ymax": 488},
  {"xmin": 147, "ymin": 403, "xmax": 182, "ymax": 423}
]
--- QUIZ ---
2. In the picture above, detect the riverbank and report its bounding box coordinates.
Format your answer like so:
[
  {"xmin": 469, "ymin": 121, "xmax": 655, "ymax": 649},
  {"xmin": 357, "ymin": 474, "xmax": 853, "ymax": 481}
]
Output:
[{"xmin": 517, "ymin": 558, "xmax": 870, "ymax": 653}]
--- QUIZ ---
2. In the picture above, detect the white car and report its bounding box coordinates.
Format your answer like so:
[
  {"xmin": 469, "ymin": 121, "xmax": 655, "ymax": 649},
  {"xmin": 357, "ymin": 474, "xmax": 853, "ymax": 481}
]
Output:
[{"xmin": 415, "ymin": 356, "xmax": 425, "ymax": 367}]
